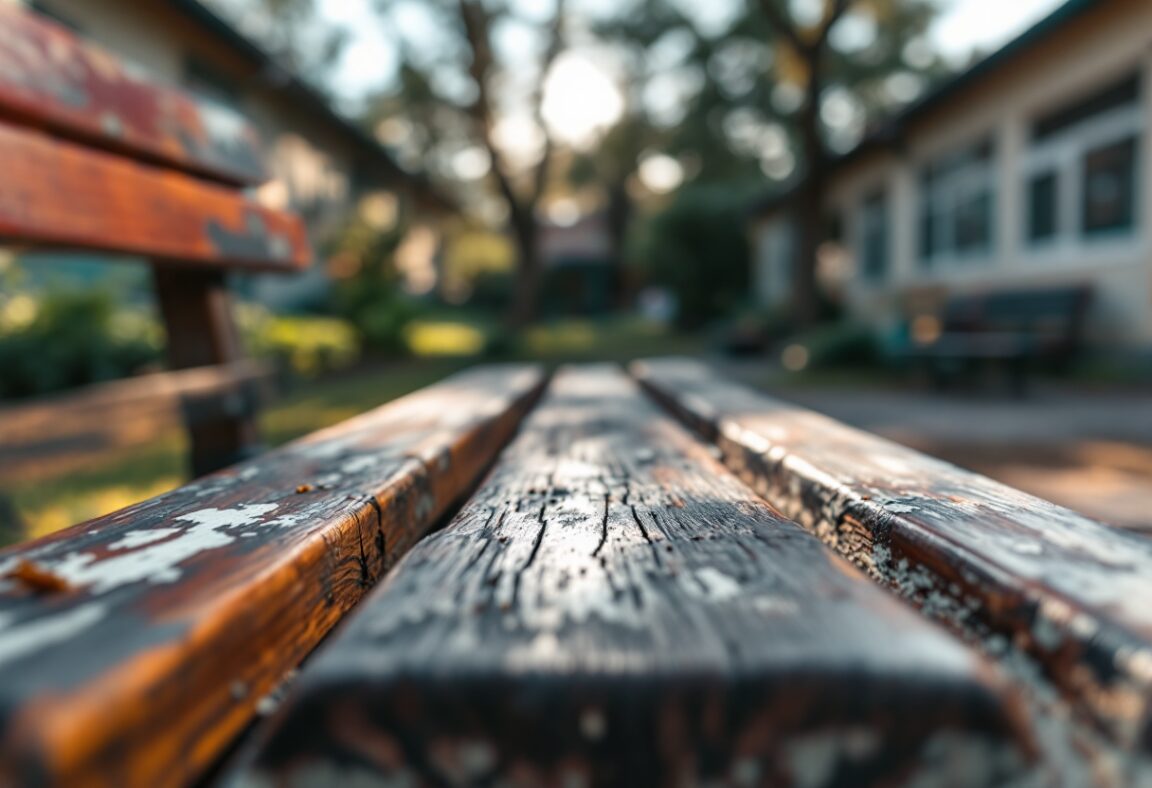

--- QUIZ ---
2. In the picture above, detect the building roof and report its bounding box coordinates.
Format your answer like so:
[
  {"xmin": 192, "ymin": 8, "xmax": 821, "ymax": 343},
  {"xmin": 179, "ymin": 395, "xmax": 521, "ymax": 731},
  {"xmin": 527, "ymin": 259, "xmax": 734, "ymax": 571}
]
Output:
[
  {"xmin": 165, "ymin": 0, "xmax": 451, "ymax": 213},
  {"xmin": 751, "ymin": 0, "xmax": 1098, "ymax": 218}
]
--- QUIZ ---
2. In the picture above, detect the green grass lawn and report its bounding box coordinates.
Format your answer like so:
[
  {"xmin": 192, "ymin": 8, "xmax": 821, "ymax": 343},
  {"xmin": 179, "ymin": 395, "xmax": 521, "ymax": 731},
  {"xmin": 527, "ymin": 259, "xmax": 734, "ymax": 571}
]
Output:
[{"xmin": 5, "ymin": 319, "xmax": 702, "ymax": 543}]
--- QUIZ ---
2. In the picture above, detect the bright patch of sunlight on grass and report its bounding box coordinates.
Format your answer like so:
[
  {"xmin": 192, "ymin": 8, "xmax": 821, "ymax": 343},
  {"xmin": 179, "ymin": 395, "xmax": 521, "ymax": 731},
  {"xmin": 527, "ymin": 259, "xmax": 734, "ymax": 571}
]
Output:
[
  {"xmin": 23, "ymin": 477, "xmax": 183, "ymax": 540},
  {"xmin": 523, "ymin": 321, "xmax": 598, "ymax": 356},
  {"xmin": 404, "ymin": 320, "xmax": 488, "ymax": 357}
]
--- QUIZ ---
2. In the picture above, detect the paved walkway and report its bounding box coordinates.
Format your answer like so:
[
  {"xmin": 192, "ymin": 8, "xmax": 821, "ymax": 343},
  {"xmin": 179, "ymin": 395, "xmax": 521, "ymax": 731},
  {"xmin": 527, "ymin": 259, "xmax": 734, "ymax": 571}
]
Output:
[{"xmin": 723, "ymin": 366, "xmax": 1152, "ymax": 531}]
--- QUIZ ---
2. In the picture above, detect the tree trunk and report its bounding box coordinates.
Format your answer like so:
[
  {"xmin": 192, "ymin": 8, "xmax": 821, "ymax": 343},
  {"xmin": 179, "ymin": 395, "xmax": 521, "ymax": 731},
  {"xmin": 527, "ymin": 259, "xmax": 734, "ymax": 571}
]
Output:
[
  {"xmin": 505, "ymin": 213, "xmax": 542, "ymax": 329},
  {"xmin": 604, "ymin": 179, "xmax": 632, "ymax": 310},
  {"xmin": 791, "ymin": 61, "xmax": 828, "ymax": 329}
]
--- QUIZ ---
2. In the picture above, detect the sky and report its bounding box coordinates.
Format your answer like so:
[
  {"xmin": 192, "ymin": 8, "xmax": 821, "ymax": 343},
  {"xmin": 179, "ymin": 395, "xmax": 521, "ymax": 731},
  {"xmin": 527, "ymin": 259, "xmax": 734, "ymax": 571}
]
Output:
[{"xmin": 319, "ymin": 0, "xmax": 1068, "ymax": 103}]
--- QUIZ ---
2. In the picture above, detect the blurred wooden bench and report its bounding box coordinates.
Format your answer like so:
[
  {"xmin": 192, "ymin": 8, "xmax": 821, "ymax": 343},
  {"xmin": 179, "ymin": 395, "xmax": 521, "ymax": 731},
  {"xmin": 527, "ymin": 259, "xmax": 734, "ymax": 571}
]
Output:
[{"xmin": 0, "ymin": 5, "xmax": 307, "ymax": 477}]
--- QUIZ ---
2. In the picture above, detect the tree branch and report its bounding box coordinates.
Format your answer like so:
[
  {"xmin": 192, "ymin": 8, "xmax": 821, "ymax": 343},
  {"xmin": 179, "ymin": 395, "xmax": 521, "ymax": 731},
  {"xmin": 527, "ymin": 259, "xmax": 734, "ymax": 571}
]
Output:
[
  {"xmin": 529, "ymin": 0, "xmax": 567, "ymax": 206},
  {"xmin": 456, "ymin": 0, "xmax": 531, "ymax": 227},
  {"xmin": 815, "ymin": 0, "xmax": 853, "ymax": 48},
  {"xmin": 755, "ymin": 0, "xmax": 806, "ymax": 55}
]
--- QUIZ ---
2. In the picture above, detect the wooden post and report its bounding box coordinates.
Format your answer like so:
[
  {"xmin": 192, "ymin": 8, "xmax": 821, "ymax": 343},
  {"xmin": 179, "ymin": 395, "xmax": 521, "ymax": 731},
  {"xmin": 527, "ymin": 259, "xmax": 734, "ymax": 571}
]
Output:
[{"xmin": 153, "ymin": 267, "xmax": 260, "ymax": 477}]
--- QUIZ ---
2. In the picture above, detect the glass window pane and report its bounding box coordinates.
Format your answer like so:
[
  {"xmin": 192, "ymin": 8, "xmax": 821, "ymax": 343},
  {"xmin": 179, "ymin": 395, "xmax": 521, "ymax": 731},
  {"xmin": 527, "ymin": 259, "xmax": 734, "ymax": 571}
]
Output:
[
  {"xmin": 919, "ymin": 206, "xmax": 935, "ymax": 264},
  {"xmin": 1082, "ymin": 137, "xmax": 1137, "ymax": 235},
  {"xmin": 860, "ymin": 192, "xmax": 888, "ymax": 280},
  {"xmin": 1027, "ymin": 171, "xmax": 1059, "ymax": 242},
  {"xmin": 954, "ymin": 189, "xmax": 992, "ymax": 254}
]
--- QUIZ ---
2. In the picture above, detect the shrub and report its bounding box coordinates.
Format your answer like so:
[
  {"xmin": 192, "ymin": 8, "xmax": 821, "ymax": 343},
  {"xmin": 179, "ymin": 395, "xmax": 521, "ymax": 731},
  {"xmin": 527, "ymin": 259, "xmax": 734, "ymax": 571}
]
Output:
[
  {"xmin": 326, "ymin": 220, "xmax": 419, "ymax": 354},
  {"xmin": 0, "ymin": 289, "xmax": 162, "ymax": 399},
  {"xmin": 781, "ymin": 321, "xmax": 880, "ymax": 371},
  {"xmin": 241, "ymin": 307, "xmax": 360, "ymax": 377},
  {"xmin": 631, "ymin": 185, "xmax": 753, "ymax": 331}
]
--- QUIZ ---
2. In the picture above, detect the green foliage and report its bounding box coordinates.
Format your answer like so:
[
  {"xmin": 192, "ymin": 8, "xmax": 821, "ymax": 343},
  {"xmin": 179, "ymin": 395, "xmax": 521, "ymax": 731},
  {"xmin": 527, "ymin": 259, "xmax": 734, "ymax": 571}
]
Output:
[
  {"xmin": 0, "ymin": 289, "xmax": 162, "ymax": 399},
  {"xmin": 632, "ymin": 185, "xmax": 753, "ymax": 330},
  {"xmin": 787, "ymin": 321, "xmax": 881, "ymax": 370},
  {"xmin": 326, "ymin": 219, "xmax": 420, "ymax": 354},
  {"xmin": 240, "ymin": 306, "xmax": 360, "ymax": 377}
]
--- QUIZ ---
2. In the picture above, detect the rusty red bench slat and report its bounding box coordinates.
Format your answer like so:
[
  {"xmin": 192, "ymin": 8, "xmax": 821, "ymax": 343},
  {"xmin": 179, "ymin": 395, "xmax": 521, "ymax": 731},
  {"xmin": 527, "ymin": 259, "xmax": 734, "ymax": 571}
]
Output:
[
  {"xmin": 632, "ymin": 357, "xmax": 1152, "ymax": 752},
  {"xmin": 0, "ymin": 120, "xmax": 307, "ymax": 271},
  {"xmin": 0, "ymin": 5, "xmax": 266, "ymax": 185},
  {"xmin": 235, "ymin": 366, "xmax": 1033, "ymax": 786},
  {"xmin": 0, "ymin": 365, "xmax": 545, "ymax": 788}
]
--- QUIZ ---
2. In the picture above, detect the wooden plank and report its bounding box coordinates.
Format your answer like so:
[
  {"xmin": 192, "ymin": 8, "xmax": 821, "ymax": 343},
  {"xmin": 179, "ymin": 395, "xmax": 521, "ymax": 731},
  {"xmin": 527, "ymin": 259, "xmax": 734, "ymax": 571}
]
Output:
[
  {"xmin": 0, "ymin": 364, "xmax": 545, "ymax": 788},
  {"xmin": 237, "ymin": 366, "xmax": 1032, "ymax": 786},
  {"xmin": 0, "ymin": 121, "xmax": 309, "ymax": 270},
  {"xmin": 154, "ymin": 268, "xmax": 260, "ymax": 476},
  {"xmin": 0, "ymin": 5, "xmax": 266, "ymax": 185},
  {"xmin": 0, "ymin": 361, "xmax": 272, "ymax": 485},
  {"xmin": 632, "ymin": 358, "xmax": 1152, "ymax": 751}
]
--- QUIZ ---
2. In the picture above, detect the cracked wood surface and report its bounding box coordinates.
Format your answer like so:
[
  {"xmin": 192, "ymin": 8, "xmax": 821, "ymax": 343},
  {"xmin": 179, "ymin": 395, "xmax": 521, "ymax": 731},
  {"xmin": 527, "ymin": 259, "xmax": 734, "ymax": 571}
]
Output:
[
  {"xmin": 632, "ymin": 357, "xmax": 1152, "ymax": 753},
  {"xmin": 238, "ymin": 366, "xmax": 1032, "ymax": 787},
  {"xmin": 0, "ymin": 365, "xmax": 545, "ymax": 788},
  {"xmin": 0, "ymin": 5, "xmax": 266, "ymax": 185},
  {"xmin": 0, "ymin": 120, "xmax": 308, "ymax": 271}
]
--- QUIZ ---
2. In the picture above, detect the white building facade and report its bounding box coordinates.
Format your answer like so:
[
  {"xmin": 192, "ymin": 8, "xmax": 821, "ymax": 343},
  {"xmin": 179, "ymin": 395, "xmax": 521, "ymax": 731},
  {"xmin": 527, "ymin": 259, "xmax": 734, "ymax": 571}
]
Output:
[{"xmin": 753, "ymin": 0, "xmax": 1152, "ymax": 352}]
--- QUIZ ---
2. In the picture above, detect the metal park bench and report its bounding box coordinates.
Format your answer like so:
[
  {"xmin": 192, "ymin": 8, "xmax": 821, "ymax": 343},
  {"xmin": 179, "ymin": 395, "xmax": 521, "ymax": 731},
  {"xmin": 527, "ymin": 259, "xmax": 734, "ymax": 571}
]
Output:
[
  {"xmin": 5, "ymin": 8, "xmax": 1152, "ymax": 787},
  {"xmin": 901, "ymin": 285, "xmax": 1094, "ymax": 395}
]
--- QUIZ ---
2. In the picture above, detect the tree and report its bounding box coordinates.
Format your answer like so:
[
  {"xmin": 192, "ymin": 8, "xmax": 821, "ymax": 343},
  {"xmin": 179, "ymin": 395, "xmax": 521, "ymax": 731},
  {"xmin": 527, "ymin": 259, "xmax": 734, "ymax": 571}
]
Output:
[
  {"xmin": 743, "ymin": 0, "xmax": 943, "ymax": 326},
  {"xmin": 365, "ymin": 0, "xmax": 569, "ymax": 328},
  {"xmin": 566, "ymin": 0, "xmax": 694, "ymax": 307}
]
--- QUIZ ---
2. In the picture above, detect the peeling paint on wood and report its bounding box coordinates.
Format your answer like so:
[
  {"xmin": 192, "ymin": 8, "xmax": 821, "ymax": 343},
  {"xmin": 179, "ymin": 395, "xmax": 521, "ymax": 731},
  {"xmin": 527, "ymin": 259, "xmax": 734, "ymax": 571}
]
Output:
[
  {"xmin": 632, "ymin": 357, "xmax": 1152, "ymax": 753},
  {"xmin": 235, "ymin": 366, "xmax": 1032, "ymax": 787},
  {"xmin": 0, "ymin": 120, "xmax": 308, "ymax": 271},
  {"xmin": 0, "ymin": 5, "xmax": 266, "ymax": 185},
  {"xmin": 0, "ymin": 365, "xmax": 545, "ymax": 788}
]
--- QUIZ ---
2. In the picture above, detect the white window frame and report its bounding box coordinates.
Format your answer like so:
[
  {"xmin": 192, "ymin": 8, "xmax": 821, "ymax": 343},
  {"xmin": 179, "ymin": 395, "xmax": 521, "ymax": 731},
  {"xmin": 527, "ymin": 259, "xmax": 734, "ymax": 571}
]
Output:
[
  {"xmin": 1021, "ymin": 102, "xmax": 1143, "ymax": 260},
  {"xmin": 917, "ymin": 141, "xmax": 998, "ymax": 269}
]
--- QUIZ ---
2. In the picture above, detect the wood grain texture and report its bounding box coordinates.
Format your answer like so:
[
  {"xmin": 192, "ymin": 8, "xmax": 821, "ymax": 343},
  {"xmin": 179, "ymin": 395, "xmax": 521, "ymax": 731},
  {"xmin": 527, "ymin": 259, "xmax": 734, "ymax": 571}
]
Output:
[
  {"xmin": 237, "ymin": 366, "xmax": 1032, "ymax": 788},
  {"xmin": 0, "ymin": 364, "xmax": 545, "ymax": 788},
  {"xmin": 0, "ymin": 5, "xmax": 265, "ymax": 185},
  {"xmin": 632, "ymin": 357, "xmax": 1152, "ymax": 752},
  {"xmin": 0, "ymin": 121, "xmax": 309, "ymax": 270}
]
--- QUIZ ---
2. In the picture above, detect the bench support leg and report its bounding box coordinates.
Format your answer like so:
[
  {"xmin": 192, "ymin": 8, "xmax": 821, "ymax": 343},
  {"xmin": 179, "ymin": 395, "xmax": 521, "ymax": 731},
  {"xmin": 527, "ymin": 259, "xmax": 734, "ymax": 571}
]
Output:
[{"xmin": 153, "ymin": 268, "xmax": 261, "ymax": 477}]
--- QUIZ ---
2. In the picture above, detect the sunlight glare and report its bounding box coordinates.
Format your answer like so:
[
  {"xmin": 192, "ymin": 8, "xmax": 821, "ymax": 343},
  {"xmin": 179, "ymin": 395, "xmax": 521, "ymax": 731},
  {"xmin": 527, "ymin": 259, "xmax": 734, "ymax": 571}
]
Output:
[
  {"xmin": 542, "ymin": 53, "xmax": 624, "ymax": 147},
  {"xmin": 638, "ymin": 153, "xmax": 684, "ymax": 194}
]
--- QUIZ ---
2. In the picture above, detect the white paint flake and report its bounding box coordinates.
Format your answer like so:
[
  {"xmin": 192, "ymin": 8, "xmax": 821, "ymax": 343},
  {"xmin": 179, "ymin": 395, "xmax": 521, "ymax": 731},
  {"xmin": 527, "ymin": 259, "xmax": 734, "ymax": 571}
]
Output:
[
  {"xmin": 108, "ymin": 528, "xmax": 181, "ymax": 551},
  {"xmin": 45, "ymin": 504, "xmax": 279, "ymax": 593}
]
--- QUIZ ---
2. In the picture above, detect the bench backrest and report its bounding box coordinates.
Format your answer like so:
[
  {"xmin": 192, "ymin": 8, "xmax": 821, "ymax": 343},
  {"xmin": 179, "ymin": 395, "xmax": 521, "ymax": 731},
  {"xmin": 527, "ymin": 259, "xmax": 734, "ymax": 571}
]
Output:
[
  {"xmin": 0, "ymin": 5, "xmax": 313, "ymax": 475},
  {"xmin": 0, "ymin": 5, "xmax": 310, "ymax": 270}
]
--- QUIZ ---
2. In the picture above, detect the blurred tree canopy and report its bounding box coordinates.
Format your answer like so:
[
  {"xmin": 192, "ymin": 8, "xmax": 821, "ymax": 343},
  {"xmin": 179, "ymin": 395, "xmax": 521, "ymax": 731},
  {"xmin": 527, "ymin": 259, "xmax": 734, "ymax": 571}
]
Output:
[
  {"xmin": 720, "ymin": 0, "xmax": 946, "ymax": 326},
  {"xmin": 205, "ymin": 0, "xmax": 949, "ymax": 330},
  {"xmin": 632, "ymin": 184, "xmax": 754, "ymax": 330}
]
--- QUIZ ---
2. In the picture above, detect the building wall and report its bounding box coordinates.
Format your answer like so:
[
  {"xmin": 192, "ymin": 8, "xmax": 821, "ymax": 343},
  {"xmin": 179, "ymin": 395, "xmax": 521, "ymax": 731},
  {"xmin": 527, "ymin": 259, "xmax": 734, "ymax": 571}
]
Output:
[{"xmin": 757, "ymin": 0, "xmax": 1152, "ymax": 350}]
